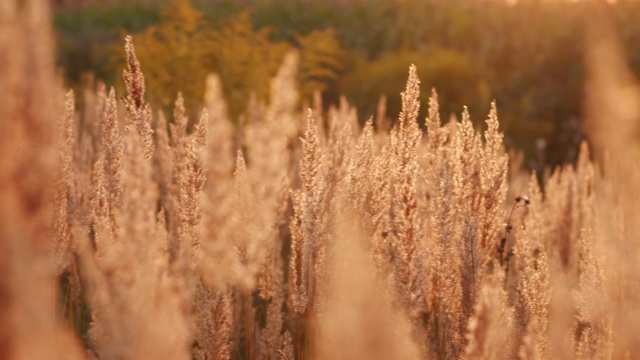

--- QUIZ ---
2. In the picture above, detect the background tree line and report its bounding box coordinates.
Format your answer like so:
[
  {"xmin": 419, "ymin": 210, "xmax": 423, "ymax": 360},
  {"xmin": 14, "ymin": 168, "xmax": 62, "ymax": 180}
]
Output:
[{"xmin": 53, "ymin": 0, "xmax": 640, "ymax": 167}]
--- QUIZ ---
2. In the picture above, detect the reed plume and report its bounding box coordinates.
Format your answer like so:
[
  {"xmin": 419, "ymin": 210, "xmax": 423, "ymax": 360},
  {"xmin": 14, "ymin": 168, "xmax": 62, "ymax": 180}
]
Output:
[{"xmin": 389, "ymin": 65, "xmax": 426, "ymax": 328}]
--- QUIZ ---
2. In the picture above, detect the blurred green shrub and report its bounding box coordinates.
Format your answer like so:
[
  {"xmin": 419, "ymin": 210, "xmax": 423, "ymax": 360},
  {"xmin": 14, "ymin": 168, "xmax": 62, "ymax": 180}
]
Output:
[
  {"xmin": 206, "ymin": 11, "xmax": 290, "ymax": 118},
  {"xmin": 295, "ymin": 28, "xmax": 345, "ymax": 102},
  {"xmin": 109, "ymin": 0, "xmax": 344, "ymax": 118},
  {"xmin": 130, "ymin": 0, "xmax": 218, "ymax": 114},
  {"xmin": 337, "ymin": 48, "xmax": 490, "ymax": 126},
  {"xmin": 54, "ymin": 2, "xmax": 163, "ymax": 86}
]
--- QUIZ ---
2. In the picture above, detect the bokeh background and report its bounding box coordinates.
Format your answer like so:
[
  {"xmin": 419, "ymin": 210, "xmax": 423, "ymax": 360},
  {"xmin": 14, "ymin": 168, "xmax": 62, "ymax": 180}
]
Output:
[{"xmin": 51, "ymin": 0, "xmax": 639, "ymax": 169}]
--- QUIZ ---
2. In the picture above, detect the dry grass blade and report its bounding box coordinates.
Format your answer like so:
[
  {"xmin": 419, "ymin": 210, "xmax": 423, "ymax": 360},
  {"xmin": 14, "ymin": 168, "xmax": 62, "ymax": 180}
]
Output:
[{"xmin": 389, "ymin": 65, "xmax": 426, "ymax": 329}]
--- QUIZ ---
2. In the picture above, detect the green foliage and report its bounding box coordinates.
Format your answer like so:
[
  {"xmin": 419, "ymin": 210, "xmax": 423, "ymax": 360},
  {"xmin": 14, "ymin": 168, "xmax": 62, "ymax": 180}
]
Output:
[
  {"xmin": 54, "ymin": 2, "xmax": 163, "ymax": 85},
  {"xmin": 209, "ymin": 11, "xmax": 291, "ymax": 118},
  {"xmin": 295, "ymin": 29, "xmax": 345, "ymax": 102},
  {"xmin": 121, "ymin": 2, "xmax": 291, "ymax": 118},
  {"xmin": 130, "ymin": 0, "xmax": 216, "ymax": 114},
  {"xmin": 102, "ymin": 1, "xmax": 345, "ymax": 119},
  {"xmin": 127, "ymin": 1, "xmax": 294, "ymax": 118},
  {"xmin": 338, "ymin": 48, "xmax": 490, "ymax": 125}
]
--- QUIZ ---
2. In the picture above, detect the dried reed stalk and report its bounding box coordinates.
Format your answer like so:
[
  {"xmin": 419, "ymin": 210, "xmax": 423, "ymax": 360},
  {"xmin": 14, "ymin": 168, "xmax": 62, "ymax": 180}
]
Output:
[
  {"xmin": 389, "ymin": 65, "xmax": 426, "ymax": 328},
  {"xmin": 0, "ymin": 1, "xmax": 86, "ymax": 358}
]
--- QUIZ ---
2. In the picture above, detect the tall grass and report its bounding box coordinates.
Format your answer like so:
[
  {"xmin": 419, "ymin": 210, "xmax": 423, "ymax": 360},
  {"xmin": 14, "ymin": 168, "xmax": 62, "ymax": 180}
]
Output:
[{"xmin": 2, "ymin": 1, "xmax": 640, "ymax": 359}]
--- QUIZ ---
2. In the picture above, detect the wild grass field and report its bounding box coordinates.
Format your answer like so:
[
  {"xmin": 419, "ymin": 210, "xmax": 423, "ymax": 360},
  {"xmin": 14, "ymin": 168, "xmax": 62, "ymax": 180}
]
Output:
[{"xmin": 2, "ymin": 1, "xmax": 640, "ymax": 360}]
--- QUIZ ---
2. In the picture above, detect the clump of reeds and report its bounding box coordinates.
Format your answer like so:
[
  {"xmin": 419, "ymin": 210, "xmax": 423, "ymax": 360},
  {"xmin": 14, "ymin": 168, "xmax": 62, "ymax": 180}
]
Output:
[{"xmin": 3, "ymin": 1, "xmax": 640, "ymax": 359}]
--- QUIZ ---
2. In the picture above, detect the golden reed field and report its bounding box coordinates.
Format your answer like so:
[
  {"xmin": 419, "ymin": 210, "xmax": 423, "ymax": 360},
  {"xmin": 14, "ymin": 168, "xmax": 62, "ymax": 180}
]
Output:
[{"xmin": 1, "ymin": 1, "xmax": 640, "ymax": 359}]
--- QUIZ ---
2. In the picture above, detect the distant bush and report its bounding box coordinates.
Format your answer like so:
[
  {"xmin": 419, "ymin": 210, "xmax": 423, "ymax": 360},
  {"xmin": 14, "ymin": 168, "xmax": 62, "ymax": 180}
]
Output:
[
  {"xmin": 128, "ymin": 0, "xmax": 218, "ymax": 114},
  {"xmin": 108, "ymin": 1, "xmax": 345, "ymax": 119},
  {"xmin": 338, "ymin": 48, "xmax": 490, "ymax": 125},
  {"xmin": 54, "ymin": 2, "xmax": 163, "ymax": 85}
]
